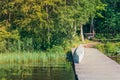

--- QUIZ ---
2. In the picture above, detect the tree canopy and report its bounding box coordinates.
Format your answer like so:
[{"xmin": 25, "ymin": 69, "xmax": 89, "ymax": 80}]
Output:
[
  {"xmin": 0, "ymin": 0, "xmax": 105, "ymax": 52},
  {"xmin": 94, "ymin": 0, "xmax": 120, "ymax": 38}
]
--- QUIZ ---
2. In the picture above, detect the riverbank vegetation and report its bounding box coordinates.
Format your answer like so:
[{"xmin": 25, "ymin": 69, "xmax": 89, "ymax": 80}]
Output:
[
  {"xmin": 95, "ymin": 42, "xmax": 120, "ymax": 57},
  {"xmin": 0, "ymin": 0, "xmax": 120, "ymax": 66},
  {"xmin": 0, "ymin": 0, "xmax": 120, "ymax": 79},
  {"xmin": 93, "ymin": 0, "xmax": 120, "ymax": 41},
  {"xmin": 0, "ymin": 46, "xmax": 68, "ymax": 67},
  {"xmin": 92, "ymin": 0, "xmax": 120, "ymax": 63},
  {"xmin": 95, "ymin": 42, "xmax": 120, "ymax": 64},
  {"xmin": 0, "ymin": 0, "xmax": 105, "ymax": 67}
]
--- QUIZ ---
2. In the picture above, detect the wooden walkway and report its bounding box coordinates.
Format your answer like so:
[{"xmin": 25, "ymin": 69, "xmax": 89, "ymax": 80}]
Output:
[{"xmin": 74, "ymin": 48, "xmax": 120, "ymax": 80}]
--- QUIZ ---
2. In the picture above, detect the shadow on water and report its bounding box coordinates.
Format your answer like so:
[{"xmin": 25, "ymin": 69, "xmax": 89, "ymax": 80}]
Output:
[
  {"xmin": 66, "ymin": 50, "xmax": 78, "ymax": 80},
  {"xmin": 0, "ymin": 66, "xmax": 76, "ymax": 80},
  {"xmin": 32, "ymin": 67, "xmax": 75, "ymax": 80}
]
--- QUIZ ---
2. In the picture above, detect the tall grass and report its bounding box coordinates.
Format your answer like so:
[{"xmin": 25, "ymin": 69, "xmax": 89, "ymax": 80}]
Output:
[
  {"xmin": 95, "ymin": 42, "xmax": 120, "ymax": 56},
  {"xmin": 0, "ymin": 36, "xmax": 81, "ymax": 68},
  {"xmin": 0, "ymin": 46, "xmax": 70, "ymax": 68}
]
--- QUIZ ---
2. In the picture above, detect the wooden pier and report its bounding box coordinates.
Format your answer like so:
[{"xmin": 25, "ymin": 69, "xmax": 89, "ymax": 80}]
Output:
[{"xmin": 74, "ymin": 48, "xmax": 120, "ymax": 80}]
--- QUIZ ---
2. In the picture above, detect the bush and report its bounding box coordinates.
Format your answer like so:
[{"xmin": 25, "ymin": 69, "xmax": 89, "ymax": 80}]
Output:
[
  {"xmin": 95, "ymin": 43, "xmax": 105, "ymax": 53},
  {"xmin": 105, "ymin": 42, "xmax": 117, "ymax": 56},
  {"xmin": 0, "ymin": 40, "xmax": 6, "ymax": 53},
  {"xmin": 95, "ymin": 42, "xmax": 119, "ymax": 56},
  {"xmin": 62, "ymin": 36, "xmax": 81, "ymax": 52}
]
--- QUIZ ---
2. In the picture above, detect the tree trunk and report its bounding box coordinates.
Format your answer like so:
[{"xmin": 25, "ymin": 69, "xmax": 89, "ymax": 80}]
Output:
[
  {"xmin": 90, "ymin": 17, "xmax": 95, "ymax": 37},
  {"xmin": 45, "ymin": 4, "xmax": 50, "ymax": 47},
  {"xmin": 114, "ymin": 1, "xmax": 116, "ymax": 9},
  {"xmin": 73, "ymin": 21, "xmax": 76, "ymax": 37},
  {"xmin": 80, "ymin": 24, "xmax": 84, "ymax": 43}
]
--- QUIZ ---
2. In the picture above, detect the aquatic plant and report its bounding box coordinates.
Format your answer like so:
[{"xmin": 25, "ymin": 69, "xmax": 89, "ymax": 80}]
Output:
[{"xmin": 0, "ymin": 46, "xmax": 70, "ymax": 68}]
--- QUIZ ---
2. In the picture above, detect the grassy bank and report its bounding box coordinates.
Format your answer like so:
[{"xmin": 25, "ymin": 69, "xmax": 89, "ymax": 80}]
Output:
[
  {"xmin": 0, "ymin": 46, "xmax": 70, "ymax": 68},
  {"xmin": 95, "ymin": 42, "xmax": 120, "ymax": 57},
  {"xmin": 0, "ymin": 45, "xmax": 76, "ymax": 80},
  {"xmin": 95, "ymin": 42, "xmax": 120, "ymax": 64},
  {"xmin": 0, "ymin": 36, "xmax": 82, "ymax": 68}
]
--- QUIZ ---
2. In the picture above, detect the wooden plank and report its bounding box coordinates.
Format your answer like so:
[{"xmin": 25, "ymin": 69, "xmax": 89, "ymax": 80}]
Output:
[{"xmin": 74, "ymin": 48, "xmax": 120, "ymax": 80}]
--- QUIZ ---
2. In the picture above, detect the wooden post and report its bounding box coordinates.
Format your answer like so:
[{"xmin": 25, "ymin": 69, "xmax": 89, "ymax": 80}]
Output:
[{"xmin": 90, "ymin": 17, "xmax": 95, "ymax": 37}]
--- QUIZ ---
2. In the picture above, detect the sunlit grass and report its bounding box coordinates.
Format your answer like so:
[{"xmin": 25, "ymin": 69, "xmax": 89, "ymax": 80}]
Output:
[{"xmin": 0, "ymin": 51, "xmax": 69, "ymax": 68}]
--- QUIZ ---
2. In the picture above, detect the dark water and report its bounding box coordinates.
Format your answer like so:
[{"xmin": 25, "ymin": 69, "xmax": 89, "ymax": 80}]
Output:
[{"xmin": 0, "ymin": 65, "xmax": 75, "ymax": 80}]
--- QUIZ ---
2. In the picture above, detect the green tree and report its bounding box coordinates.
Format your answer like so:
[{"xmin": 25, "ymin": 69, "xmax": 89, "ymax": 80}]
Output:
[
  {"xmin": 0, "ymin": 0, "xmax": 105, "ymax": 51},
  {"xmin": 94, "ymin": 0, "xmax": 120, "ymax": 39}
]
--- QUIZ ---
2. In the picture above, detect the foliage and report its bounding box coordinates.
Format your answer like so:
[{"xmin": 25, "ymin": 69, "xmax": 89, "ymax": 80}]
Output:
[
  {"xmin": 95, "ymin": 42, "xmax": 120, "ymax": 56},
  {"xmin": 0, "ymin": 0, "xmax": 104, "ymax": 52},
  {"xmin": 105, "ymin": 42, "xmax": 116, "ymax": 56},
  {"xmin": 95, "ymin": 34, "xmax": 120, "ymax": 41},
  {"xmin": 95, "ymin": 43, "xmax": 105, "ymax": 53},
  {"xmin": 0, "ymin": 46, "xmax": 68, "ymax": 67},
  {"xmin": 94, "ymin": 0, "xmax": 120, "ymax": 38},
  {"xmin": 62, "ymin": 36, "xmax": 82, "ymax": 52},
  {"xmin": 0, "ymin": 40, "xmax": 6, "ymax": 52}
]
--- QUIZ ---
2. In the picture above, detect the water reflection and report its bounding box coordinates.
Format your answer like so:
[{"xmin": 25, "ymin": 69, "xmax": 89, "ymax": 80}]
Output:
[{"xmin": 0, "ymin": 65, "xmax": 75, "ymax": 80}]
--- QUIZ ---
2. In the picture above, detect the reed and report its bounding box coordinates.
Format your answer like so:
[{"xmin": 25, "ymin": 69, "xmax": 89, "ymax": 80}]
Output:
[{"xmin": 0, "ymin": 50, "xmax": 69, "ymax": 68}]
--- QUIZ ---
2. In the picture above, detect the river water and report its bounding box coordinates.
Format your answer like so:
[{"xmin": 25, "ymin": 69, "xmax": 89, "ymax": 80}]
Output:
[{"xmin": 0, "ymin": 65, "xmax": 75, "ymax": 80}]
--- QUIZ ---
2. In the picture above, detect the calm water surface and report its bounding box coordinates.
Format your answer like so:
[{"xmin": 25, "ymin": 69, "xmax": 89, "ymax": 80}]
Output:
[{"xmin": 0, "ymin": 65, "xmax": 75, "ymax": 80}]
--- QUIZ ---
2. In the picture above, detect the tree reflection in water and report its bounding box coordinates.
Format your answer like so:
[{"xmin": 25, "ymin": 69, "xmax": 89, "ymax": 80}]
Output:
[{"xmin": 0, "ymin": 66, "xmax": 75, "ymax": 80}]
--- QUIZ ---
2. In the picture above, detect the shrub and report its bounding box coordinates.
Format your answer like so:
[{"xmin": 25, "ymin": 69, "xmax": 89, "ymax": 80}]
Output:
[
  {"xmin": 0, "ymin": 40, "xmax": 6, "ymax": 53},
  {"xmin": 95, "ymin": 42, "xmax": 120, "ymax": 57},
  {"xmin": 105, "ymin": 42, "xmax": 117, "ymax": 56},
  {"xmin": 95, "ymin": 43, "xmax": 105, "ymax": 53}
]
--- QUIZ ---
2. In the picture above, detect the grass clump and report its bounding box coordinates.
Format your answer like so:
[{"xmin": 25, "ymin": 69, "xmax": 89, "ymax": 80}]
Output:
[
  {"xmin": 0, "ymin": 36, "xmax": 82, "ymax": 68},
  {"xmin": 62, "ymin": 36, "xmax": 82, "ymax": 52},
  {"xmin": 0, "ymin": 46, "xmax": 69, "ymax": 68},
  {"xmin": 95, "ymin": 42, "xmax": 120, "ymax": 57}
]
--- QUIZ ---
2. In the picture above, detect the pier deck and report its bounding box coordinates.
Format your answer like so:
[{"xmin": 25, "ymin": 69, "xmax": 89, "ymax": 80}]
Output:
[{"xmin": 74, "ymin": 48, "xmax": 120, "ymax": 80}]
